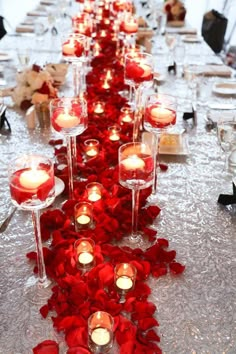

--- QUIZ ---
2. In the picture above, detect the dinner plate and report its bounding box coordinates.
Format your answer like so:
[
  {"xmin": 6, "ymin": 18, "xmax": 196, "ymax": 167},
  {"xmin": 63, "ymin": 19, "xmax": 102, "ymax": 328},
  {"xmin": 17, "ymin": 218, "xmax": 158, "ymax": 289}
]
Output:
[
  {"xmin": 55, "ymin": 177, "xmax": 65, "ymax": 197},
  {"xmin": 159, "ymin": 133, "xmax": 189, "ymax": 155},
  {"xmin": 182, "ymin": 35, "xmax": 202, "ymax": 43},
  {"xmin": 0, "ymin": 53, "xmax": 11, "ymax": 61},
  {"xmin": 212, "ymin": 82, "xmax": 236, "ymax": 95}
]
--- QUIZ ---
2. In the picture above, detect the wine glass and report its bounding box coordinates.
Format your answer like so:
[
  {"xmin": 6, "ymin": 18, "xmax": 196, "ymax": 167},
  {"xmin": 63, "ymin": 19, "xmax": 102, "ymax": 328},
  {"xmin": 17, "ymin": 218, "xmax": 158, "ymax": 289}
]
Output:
[
  {"xmin": 120, "ymin": 13, "xmax": 138, "ymax": 49},
  {"xmin": 217, "ymin": 114, "xmax": 236, "ymax": 173},
  {"xmin": 8, "ymin": 154, "xmax": 55, "ymax": 303},
  {"xmin": 124, "ymin": 52, "xmax": 154, "ymax": 141},
  {"xmin": 50, "ymin": 97, "xmax": 88, "ymax": 199},
  {"xmin": 118, "ymin": 142, "xmax": 154, "ymax": 244},
  {"xmin": 144, "ymin": 93, "xmax": 177, "ymax": 202},
  {"xmin": 61, "ymin": 32, "xmax": 87, "ymax": 96}
]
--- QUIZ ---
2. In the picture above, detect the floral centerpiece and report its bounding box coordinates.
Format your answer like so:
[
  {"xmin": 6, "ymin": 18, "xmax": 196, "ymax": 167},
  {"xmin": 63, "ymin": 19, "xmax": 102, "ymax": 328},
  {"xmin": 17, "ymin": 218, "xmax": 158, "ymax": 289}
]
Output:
[
  {"xmin": 11, "ymin": 64, "xmax": 58, "ymax": 110},
  {"xmin": 164, "ymin": 0, "xmax": 186, "ymax": 23}
]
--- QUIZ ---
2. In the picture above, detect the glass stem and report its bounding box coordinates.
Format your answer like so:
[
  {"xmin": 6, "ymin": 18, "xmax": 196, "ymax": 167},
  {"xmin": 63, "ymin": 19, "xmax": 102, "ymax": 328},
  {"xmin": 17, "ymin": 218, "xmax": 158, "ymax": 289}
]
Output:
[
  {"xmin": 133, "ymin": 86, "xmax": 142, "ymax": 141},
  {"xmin": 72, "ymin": 136, "xmax": 78, "ymax": 178},
  {"xmin": 72, "ymin": 62, "xmax": 81, "ymax": 96},
  {"xmin": 66, "ymin": 135, "xmax": 74, "ymax": 199},
  {"xmin": 31, "ymin": 210, "xmax": 48, "ymax": 287},
  {"xmin": 151, "ymin": 138, "xmax": 159, "ymax": 195},
  {"xmin": 131, "ymin": 188, "xmax": 140, "ymax": 239}
]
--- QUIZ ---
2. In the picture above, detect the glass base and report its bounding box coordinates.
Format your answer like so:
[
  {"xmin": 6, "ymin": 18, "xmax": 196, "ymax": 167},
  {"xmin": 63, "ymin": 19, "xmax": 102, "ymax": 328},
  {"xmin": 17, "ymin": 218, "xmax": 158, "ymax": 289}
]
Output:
[
  {"xmin": 24, "ymin": 275, "xmax": 52, "ymax": 305},
  {"xmin": 127, "ymin": 232, "xmax": 143, "ymax": 245}
]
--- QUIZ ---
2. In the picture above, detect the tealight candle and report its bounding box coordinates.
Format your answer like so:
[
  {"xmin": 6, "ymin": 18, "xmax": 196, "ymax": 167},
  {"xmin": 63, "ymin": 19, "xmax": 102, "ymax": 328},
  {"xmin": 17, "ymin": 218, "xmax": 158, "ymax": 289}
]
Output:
[
  {"xmin": 84, "ymin": 139, "xmax": 100, "ymax": 158},
  {"xmin": 115, "ymin": 263, "xmax": 136, "ymax": 302},
  {"xmin": 122, "ymin": 154, "xmax": 145, "ymax": 170},
  {"xmin": 74, "ymin": 238, "xmax": 95, "ymax": 268},
  {"xmin": 105, "ymin": 69, "xmax": 112, "ymax": 82},
  {"xmin": 102, "ymin": 79, "xmax": 110, "ymax": 90},
  {"xmin": 74, "ymin": 202, "xmax": 93, "ymax": 230},
  {"xmin": 93, "ymin": 101, "xmax": 105, "ymax": 115},
  {"xmin": 119, "ymin": 107, "xmax": 133, "ymax": 124},
  {"xmin": 100, "ymin": 30, "xmax": 107, "ymax": 38},
  {"xmin": 88, "ymin": 311, "xmax": 114, "ymax": 352},
  {"xmin": 86, "ymin": 182, "xmax": 103, "ymax": 202},
  {"xmin": 108, "ymin": 125, "xmax": 121, "ymax": 141}
]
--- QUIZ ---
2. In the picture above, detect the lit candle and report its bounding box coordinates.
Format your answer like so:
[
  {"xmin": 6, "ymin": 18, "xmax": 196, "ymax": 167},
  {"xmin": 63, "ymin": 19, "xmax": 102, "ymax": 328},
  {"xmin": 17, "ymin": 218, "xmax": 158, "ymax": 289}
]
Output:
[
  {"xmin": 108, "ymin": 126, "xmax": 121, "ymax": 141},
  {"xmin": 100, "ymin": 30, "xmax": 107, "ymax": 38},
  {"xmin": 123, "ymin": 19, "xmax": 138, "ymax": 33},
  {"xmin": 62, "ymin": 38, "xmax": 76, "ymax": 56},
  {"xmin": 78, "ymin": 252, "xmax": 94, "ymax": 264},
  {"xmin": 120, "ymin": 108, "xmax": 133, "ymax": 123},
  {"xmin": 139, "ymin": 62, "xmax": 152, "ymax": 78},
  {"xmin": 105, "ymin": 69, "xmax": 112, "ymax": 81},
  {"xmin": 91, "ymin": 328, "xmax": 111, "ymax": 346},
  {"xmin": 84, "ymin": 139, "xmax": 100, "ymax": 158},
  {"xmin": 77, "ymin": 214, "xmax": 91, "ymax": 225},
  {"xmin": 116, "ymin": 276, "xmax": 133, "ymax": 290},
  {"xmin": 19, "ymin": 169, "xmax": 49, "ymax": 189},
  {"xmin": 94, "ymin": 102, "xmax": 104, "ymax": 114},
  {"xmin": 93, "ymin": 42, "xmax": 101, "ymax": 56},
  {"xmin": 150, "ymin": 106, "xmax": 174, "ymax": 124},
  {"xmin": 122, "ymin": 155, "xmax": 145, "ymax": 169},
  {"xmin": 87, "ymin": 183, "xmax": 102, "ymax": 202},
  {"xmin": 55, "ymin": 111, "xmax": 79, "ymax": 128},
  {"xmin": 102, "ymin": 79, "xmax": 110, "ymax": 90}
]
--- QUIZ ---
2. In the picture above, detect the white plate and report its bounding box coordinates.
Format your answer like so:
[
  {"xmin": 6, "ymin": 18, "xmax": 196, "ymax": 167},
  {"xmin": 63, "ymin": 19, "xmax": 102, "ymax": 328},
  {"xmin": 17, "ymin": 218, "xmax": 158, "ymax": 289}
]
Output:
[
  {"xmin": 182, "ymin": 35, "xmax": 202, "ymax": 43},
  {"xmin": 55, "ymin": 177, "xmax": 65, "ymax": 197},
  {"xmin": 159, "ymin": 133, "xmax": 189, "ymax": 155},
  {"xmin": 0, "ymin": 53, "xmax": 11, "ymax": 61},
  {"xmin": 212, "ymin": 82, "xmax": 236, "ymax": 95}
]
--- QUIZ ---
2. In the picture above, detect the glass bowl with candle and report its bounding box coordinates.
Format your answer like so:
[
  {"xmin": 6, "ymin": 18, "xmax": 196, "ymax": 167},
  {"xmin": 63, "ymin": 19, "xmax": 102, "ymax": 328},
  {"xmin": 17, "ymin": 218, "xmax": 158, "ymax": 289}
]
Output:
[
  {"xmin": 88, "ymin": 311, "xmax": 114, "ymax": 353},
  {"xmin": 115, "ymin": 263, "xmax": 136, "ymax": 302},
  {"xmin": 8, "ymin": 154, "xmax": 55, "ymax": 303},
  {"xmin": 74, "ymin": 201, "xmax": 94, "ymax": 231},
  {"xmin": 144, "ymin": 93, "xmax": 177, "ymax": 201},
  {"xmin": 119, "ymin": 142, "xmax": 154, "ymax": 243}
]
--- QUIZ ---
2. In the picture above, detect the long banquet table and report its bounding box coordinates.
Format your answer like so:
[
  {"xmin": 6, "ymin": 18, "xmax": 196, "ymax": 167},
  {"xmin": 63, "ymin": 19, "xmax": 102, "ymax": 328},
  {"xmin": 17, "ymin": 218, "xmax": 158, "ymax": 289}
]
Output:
[{"xmin": 1, "ymin": 2, "xmax": 236, "ymax": 353}]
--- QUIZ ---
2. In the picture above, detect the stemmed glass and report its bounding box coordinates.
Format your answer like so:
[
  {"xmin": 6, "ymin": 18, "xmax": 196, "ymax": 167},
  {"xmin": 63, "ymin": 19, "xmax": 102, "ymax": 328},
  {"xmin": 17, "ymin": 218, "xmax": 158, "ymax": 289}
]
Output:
[
  {"xmin": 61, "ymin": 32, "xmax": 87, "ymax": 96},
  {"xmin": 119, "ymin": 142, "xmax": 154, "ymax": 244},
  {"xmin": 174, "ymin": 43, "xmax": 186, "ymax": 80},
  {"xmin": 120, "ymin": 13, "xmax": 138, "ymax": 49},
  {"xmin": 217, "ymin": 114, "xmax": 236, "ymax": 174},
  {"xmin": 8, "ymin": 154, "xmax": 55, "ymax": 303},
  {"xmin": 50, "ymin": 97, "xmax": 88, "ymax": 199},
  {"xmin": 144, "ymin": 93, "xmax": 177, "ymax": 201},
  {"xmin": 124, "ymin": 52, "xmax": 154, "ymax": 141}
]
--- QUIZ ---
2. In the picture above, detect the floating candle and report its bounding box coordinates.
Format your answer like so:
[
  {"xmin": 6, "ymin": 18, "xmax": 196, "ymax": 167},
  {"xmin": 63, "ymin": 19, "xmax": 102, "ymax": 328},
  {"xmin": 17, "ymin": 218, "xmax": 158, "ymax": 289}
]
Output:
[
  {"xmin": 62, "ymin": 39, "xmax": 75, "ymax": 56},
  {"xmin": 55, "ymin": 112, "xmax": 79, "ymax": 128},
  {"xmin": 139, "ymin": 62, "xmax": 152, "ymax": 78},
  {"xmin": 122, "ymin": 155, "xmax": 145, "ymax": 169},
  {"xmin": 150, "ymin": 106, "xmax": 174, "ymax": 124},
  {"xmin": 19, "ymin": 169, "xmax": 49, "ymax": 189}
]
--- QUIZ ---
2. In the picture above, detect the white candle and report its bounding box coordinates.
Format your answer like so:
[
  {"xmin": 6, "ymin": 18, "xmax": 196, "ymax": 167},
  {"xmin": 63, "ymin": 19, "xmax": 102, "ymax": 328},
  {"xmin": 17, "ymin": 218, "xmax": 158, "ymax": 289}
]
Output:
[
  {"xmin": 91, "ymin": 328, "xmax": 111, "ymax": 346},
  {"xmin": 139, "ymin": 62, "xmax": 152, "ymax": 78},
  {"xmin": 78, "ymin": 252, "xmax": 94, "ymax": 265},
  {"xmin": 88, "ymin": 190, "xmax": 101, "ymax": 202},
  {"xmin": 19, "ymin": 169, "xmax": 49, "ymax": 189},
  {"xmin": 62, "ymin": 39, "xmax": 75, "ymax": 56},
  {"xmin": 105, "ymin": 70, "xmax": 112, "ymax": 81},
  {"xmin": 102, "ymin": 80, "xmax": 110, "ymax": 90},
  {"xmin": 109, "ymin": 133, "xmax": 120, "ymax": 141},
  {"xmin": 150, "ymin": 107, "xmax": 173, "ymax": 124},
  {"xmin": 121, "ymin": 113, "xmax": 132, "ymax": 123},
  {"xmin": 86, "ymin": 148, "xmax": 98, "ymax": 157},
  {"xmin": 56, "ymin": 112, "xmax": 79, "ymax": 128},
  {"xmin": 77, "ymin": 214, "xmax": 91, "ymax": 225},
  {"xmin": 123, "ymin": 21, "xmax": 138, "ymax": 33},
  {"xmin": 94, "ymin": 103, "xmax": 104, "ymax": 114},
  {"xmin": 122, "ymin": 155, "xmax": 145, "ymax": 170},
  {"xmin": 116, "ymin": 276, "xmax": 133, "ymax": 290}
]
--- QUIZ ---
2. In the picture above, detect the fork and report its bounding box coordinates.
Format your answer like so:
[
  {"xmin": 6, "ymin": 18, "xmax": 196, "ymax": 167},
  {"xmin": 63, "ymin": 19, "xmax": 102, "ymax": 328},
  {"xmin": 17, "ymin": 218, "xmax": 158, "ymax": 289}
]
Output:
[{"xmin": 0, "ymin": 207, "xmax": 17, "ymax": 233}]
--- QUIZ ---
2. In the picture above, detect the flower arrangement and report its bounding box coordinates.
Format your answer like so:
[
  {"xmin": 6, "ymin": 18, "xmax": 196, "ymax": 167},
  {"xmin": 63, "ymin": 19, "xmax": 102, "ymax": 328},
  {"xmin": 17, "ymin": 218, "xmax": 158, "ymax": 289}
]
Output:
[
  {"xmin": 164, "ymin": 0, "xmax": 186, "ymax": 23},
  {"xmin": 11, "ymin": 64, "xmax": 58, "ymax": 110}
]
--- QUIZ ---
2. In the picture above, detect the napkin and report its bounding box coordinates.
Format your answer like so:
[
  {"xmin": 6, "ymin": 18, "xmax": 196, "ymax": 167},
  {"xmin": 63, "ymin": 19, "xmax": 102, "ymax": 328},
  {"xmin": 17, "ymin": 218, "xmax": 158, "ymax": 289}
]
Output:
[
  {"xmin": 15, "ymin": 25, "xmax": 34, "ymax": 33},
  {"xmin": 201, "ymin": 65, "xmax": 232, "ymax": 77},
  {"xmin": 218, "ymin": 182, "xmax": 236, "ymax": 206},
  {"xmin": 166, "ymin": 26, "xmax": 197, "ymax": 35}
]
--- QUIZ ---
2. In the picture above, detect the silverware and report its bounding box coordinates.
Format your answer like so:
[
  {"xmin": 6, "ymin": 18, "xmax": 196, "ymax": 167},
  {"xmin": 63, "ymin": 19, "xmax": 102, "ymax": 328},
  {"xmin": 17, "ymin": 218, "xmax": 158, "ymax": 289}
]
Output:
[{"xmin": 0, "ymin": 207, "xmax": 17, "ymax": 233}]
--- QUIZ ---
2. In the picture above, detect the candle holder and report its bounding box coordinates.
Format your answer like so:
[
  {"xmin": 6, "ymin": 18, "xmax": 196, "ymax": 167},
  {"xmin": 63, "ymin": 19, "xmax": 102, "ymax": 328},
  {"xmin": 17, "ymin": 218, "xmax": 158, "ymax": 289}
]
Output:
[
  {"xmin": 143, "ymin": 93, "xmax": 176, "ymax": 201},
  {"xmin": 74, "ymin": 201, "xmax": 94, "ymax": 231},
  {"xmin": 108, "ymin": 125, "xmax": 121, "ymax": 142},
  {"xmin": 119, "ymin": 142, "xmax": 154, "ymax": 244},
  {"xmin": 74, "ymin": 238, "xmax": 95, "ymax": 270},
  {"xmin": 93, "ymin": 101, "xmax": 105, "ymax": 115},
  {"xmin": 50, "ymin": 97, "xmax": 88, "ymax": 199},
  {"xmin": 115, "ymin": 263, "xmax": 136, "ymax": 302},
  {"xmin": 86, "ymin": 182, "xmax": 103, "ymax": 202},
  {"xmin": 88, "ymin": 311, "xmax": 114, "ymax": 353},
  {"xmin": 119, "ymin": 106, "xmax": 134, "ymax": 125},
  {"xmin": 84, "ymin": 139, "xmax": 100, "ymax": 158},
  {"xmin": 8, "ymin": 154, "xmax": 55, "ymax": 304}
]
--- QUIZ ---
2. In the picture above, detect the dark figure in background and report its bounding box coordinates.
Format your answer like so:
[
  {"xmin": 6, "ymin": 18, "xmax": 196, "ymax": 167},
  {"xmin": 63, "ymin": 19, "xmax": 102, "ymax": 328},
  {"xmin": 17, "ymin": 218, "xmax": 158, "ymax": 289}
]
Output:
[{"xmin": 0, "ymin": 16, "xmax": 7, "ymax": 40}]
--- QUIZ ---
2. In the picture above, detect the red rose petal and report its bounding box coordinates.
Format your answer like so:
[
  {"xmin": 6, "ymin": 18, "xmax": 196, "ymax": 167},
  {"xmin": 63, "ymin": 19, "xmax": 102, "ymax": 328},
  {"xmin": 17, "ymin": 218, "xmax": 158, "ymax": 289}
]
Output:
[{"xmin": 33, "ymin": 340, "xmax": 59, "ymax": 354}]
